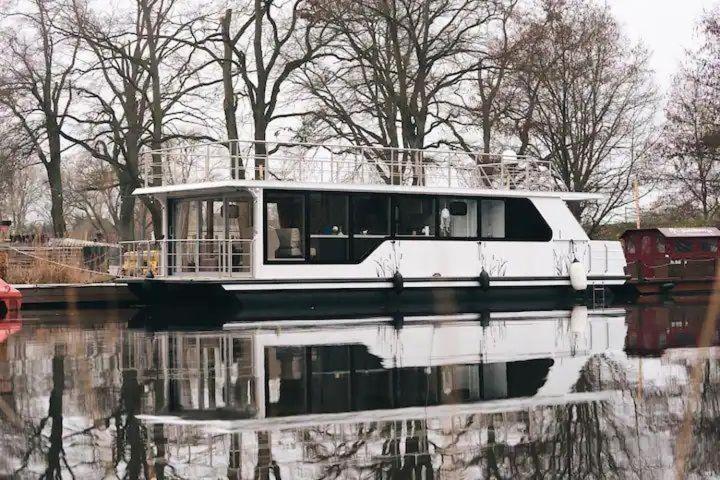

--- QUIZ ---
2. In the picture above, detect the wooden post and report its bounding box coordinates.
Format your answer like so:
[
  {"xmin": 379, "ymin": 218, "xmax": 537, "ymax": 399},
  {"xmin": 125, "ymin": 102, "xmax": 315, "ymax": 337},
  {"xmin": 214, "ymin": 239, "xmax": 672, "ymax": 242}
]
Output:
[{"xmin": 0, "ymin": 250, "xmax": 7, "ymax": 279}]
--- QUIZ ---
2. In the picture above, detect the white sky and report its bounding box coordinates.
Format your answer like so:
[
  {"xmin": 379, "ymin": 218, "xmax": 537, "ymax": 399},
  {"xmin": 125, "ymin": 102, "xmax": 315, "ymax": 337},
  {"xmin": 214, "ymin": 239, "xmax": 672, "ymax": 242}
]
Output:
[{"xmin": 606, "ymin": 0, "xmax": 718, "ymax": 91}]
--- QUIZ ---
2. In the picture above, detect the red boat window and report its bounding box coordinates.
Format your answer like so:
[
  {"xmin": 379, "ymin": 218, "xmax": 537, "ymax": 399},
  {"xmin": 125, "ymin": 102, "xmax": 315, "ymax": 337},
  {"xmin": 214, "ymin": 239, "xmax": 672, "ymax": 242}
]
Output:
[
  {"xmin": 625, "ymin": 238, "xmax": 636, "ymax": 254},
  {"xmin": 656, "ymin": 238, "xmax": 666, "ymax": 253},
  {"xmin": 701, "ymin": 239, "xmax": 718, "ymax": 252},
  {"xmin": 675, "ymin": 239, "xmax": 693, "ymax": 253}
]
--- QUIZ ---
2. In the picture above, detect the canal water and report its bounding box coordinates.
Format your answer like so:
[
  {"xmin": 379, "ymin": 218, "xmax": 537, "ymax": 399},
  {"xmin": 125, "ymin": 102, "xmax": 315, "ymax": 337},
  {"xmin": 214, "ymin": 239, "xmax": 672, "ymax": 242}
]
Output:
[{"xmin": 0, "ymin": 302, "xmax": 717, "ymax": 479}]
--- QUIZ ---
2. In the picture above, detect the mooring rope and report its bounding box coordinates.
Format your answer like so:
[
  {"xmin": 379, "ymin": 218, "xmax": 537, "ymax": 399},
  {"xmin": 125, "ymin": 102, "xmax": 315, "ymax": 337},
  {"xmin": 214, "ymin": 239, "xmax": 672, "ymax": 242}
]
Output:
[{"xmin": 3, "ymin": 246, "xmax": 116, "ymax": 278}]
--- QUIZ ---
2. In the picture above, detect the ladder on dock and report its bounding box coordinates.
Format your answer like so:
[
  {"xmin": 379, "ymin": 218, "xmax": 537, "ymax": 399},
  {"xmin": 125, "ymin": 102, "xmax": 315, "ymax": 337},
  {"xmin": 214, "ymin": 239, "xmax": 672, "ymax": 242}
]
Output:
[{"xmin": 591, "ymin": 283, "xmax": 607, "ymax": 308}]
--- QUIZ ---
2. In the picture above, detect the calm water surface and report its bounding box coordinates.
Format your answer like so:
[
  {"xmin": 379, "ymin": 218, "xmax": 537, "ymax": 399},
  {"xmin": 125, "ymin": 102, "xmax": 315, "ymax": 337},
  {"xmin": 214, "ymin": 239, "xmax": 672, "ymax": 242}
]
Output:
[{"xmin": 0, "ymin": 303, "xmax": 718, "ymax": 479}]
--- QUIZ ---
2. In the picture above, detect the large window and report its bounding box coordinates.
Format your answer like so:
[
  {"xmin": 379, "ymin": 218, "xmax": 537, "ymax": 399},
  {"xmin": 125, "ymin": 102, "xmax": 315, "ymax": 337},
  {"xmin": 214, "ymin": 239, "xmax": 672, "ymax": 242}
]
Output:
[
  {"xmin": 505, "ymin": 198, "xmax": 552, "ymax": 241},
  {"xmin": 480, "ymin": 199, "xmax": 505, "ymax": 238},
  {"xmin": 265, "ymin": 192, "xmax": 305, "ymax": 261},
  {"xmin": 479, "ymin": 198, "xmax": 551, "ymax": 241},
  {"xmin": 263, "ymin": 190, "xmax": 552, "ymax": 265},
  {"xmin": 439, "ymin": 198, "xmax": 477, "ymax": 238},
  {"xmin": 309, "ymin": 192, "xmax": 349, "ymax": 263},
  {"xmin": 352, "ymin": 194, "xmax": 390, "ymax": 262},
  {"xmin": 394, "ymin": 196, "xmax": 435, "ymax": 236}
]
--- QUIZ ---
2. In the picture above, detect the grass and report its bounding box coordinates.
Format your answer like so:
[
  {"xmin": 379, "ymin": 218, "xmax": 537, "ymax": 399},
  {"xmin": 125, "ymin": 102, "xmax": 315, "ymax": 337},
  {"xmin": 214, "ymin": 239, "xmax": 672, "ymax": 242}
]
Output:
[{"xmin": 3, "ymin": 256, "xmax": 113, "ymax": 284}]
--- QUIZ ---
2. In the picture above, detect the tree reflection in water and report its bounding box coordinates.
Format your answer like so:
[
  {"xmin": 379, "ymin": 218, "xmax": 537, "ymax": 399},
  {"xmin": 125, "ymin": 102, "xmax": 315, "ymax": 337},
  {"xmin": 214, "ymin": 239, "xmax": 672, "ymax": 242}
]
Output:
[{"xmin": 1, "ymin": 307, "xmax": 720, "ymax": 478}]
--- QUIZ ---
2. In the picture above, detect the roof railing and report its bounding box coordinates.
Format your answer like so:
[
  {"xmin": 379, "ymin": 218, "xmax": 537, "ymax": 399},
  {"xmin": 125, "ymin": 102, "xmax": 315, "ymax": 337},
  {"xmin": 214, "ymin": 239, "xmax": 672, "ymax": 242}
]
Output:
[{"xmin": 140, "ymin": 140, "xmax": 555, "ymax": 191}]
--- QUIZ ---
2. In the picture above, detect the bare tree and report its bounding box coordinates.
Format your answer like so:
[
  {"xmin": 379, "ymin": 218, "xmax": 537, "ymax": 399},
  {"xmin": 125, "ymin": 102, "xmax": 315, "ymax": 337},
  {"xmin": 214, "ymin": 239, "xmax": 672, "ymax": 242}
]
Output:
[
  {"xmin": 65, "ymin": 158, "xmax": 121, "ymax": 241},
  {"xmin": 299, "ymin": 0, "xmax": 500, "ymax": 181},
  {"xmin": 62, "ymin": 0, "xmax": 217, "ymax": 239},
  {"xmin": 1, "ymin": 165, "xmax": 46, "ymax": 233},
  {"xmin": 527, "ymin": 0, "xmax": 657, "ymax": 233},
  {"xmin": 659, "ymin": 8, "xmax": 720, "ymax": 221},
  {"xmin": 207, "ymin": 0, "xmax": 333, "ymax": 178},
  {"xmin": 442, "ymin": 0, "xmax": 526, "ymax": 155},
  {"xmin": 0, "ymin": 0, "xmax": 79, "ymax": 237}
]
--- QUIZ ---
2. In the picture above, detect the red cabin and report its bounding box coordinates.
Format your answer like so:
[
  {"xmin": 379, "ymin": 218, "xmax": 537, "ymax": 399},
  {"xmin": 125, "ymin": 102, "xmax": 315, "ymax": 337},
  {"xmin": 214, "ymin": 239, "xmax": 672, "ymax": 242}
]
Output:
[{"xmin": 621, "ymin": 227, "xmax": 720, "ymax": 281}]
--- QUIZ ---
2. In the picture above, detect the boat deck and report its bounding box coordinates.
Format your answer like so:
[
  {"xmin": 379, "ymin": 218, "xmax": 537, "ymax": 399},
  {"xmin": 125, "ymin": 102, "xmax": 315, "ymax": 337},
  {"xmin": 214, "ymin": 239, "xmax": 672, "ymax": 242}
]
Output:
[{"xmin": 140, "ymin": 140, "xmax": 555, "ymax": 192}]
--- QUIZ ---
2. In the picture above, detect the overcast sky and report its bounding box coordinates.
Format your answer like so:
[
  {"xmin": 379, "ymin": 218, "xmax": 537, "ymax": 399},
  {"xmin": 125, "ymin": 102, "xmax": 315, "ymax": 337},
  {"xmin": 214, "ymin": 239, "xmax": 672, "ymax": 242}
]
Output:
[{"xmin": 606, "ymin": 0, "xmax": 718, "ymax": 91}]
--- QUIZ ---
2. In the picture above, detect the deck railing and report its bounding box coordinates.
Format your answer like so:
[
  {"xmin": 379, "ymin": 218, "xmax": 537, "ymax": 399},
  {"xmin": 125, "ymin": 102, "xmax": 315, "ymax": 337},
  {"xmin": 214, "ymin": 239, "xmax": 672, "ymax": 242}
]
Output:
[
  {"xmin": 141, "ymin": 140, "xmax": 555, "ymax": 191},
  {"xmin": 120, "ymin": 238, "xmax": 253, "ymax": 278}
]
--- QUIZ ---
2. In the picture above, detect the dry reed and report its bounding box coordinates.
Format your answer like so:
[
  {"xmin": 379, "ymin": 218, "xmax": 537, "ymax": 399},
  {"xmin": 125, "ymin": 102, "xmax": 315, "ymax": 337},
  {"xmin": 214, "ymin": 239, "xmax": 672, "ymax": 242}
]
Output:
[{"xmin": 4, "ymin": 256, "xmax": 113, "ymax": 284}]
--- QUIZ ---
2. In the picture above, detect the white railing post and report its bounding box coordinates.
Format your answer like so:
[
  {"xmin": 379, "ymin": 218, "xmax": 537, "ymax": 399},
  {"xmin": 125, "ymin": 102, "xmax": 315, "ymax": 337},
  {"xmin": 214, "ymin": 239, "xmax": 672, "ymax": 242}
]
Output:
[{"xmin": 195, "ymin": 239, "xmax": 199, "ymax": 274}]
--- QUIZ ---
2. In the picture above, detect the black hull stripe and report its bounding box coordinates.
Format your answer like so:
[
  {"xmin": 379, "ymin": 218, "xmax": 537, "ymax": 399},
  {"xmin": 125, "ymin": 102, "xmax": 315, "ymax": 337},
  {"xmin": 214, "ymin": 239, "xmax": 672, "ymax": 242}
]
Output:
[{"xmin": 127, "ymin": 275, "xmax": 627, "ymax": 285}]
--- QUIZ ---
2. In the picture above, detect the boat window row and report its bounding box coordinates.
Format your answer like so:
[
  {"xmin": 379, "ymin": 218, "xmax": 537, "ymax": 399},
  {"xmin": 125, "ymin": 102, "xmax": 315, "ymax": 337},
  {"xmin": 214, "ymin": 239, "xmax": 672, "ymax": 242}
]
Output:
[
  {"xmin": 265, "ymin": 345, "xmax": 553, "ymax": 416},
  {"xmin": 264, "ymin": 190, "xmax": 552, "ymax": 264},
  {"xmin": 625, "ymin": 236, "xmax": 719, "ymax": 256}
]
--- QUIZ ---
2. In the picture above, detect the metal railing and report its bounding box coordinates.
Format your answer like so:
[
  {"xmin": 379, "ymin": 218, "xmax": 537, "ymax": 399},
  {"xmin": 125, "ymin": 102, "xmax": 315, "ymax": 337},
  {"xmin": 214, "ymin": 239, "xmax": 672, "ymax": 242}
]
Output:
[
  {"xmin": 141, "ymin": 140, "xmax": 555, "ymax": 191},
  {"xmin": 121, "ymin": 238, "xmax": 253, "ymax": 278}
]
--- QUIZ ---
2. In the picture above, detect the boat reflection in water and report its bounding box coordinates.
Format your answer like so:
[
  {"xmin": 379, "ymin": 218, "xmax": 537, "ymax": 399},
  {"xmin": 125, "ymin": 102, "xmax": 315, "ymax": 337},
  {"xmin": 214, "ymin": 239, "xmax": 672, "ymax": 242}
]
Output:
[{"xmin": 3, "ymin": 305, "xmax": 717, "ymax": 478}]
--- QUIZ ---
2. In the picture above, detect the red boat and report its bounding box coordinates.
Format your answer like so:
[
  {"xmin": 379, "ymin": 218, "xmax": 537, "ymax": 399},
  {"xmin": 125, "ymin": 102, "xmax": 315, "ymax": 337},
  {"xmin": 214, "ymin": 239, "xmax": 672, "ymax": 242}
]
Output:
[
  {"xmin": 625, "ymin": 303, "xmax": 718, "ymax": 356},
  {"xmin": 621, "ymin": 227, "xmax": 720, "ymax": 296},
  {"xmin": 0, "ymin": 279, "xmax": 22, "ymax": 318}
]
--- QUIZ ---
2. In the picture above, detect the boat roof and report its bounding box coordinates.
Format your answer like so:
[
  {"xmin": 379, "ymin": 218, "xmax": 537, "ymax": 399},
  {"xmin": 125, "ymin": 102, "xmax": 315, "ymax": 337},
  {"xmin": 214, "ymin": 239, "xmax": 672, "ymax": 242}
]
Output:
[
  {"xmin": 621, "ymin": 227, "xmax": 720, "ymax": 238},
  {"xmin": 133, "ymin": 180, "xmax": 604, "ymax": 201}
]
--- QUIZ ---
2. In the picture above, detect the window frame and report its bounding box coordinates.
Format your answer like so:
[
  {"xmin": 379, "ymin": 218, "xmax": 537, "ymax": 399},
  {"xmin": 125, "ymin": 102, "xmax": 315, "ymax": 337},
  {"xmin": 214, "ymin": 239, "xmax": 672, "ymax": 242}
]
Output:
[
  {"xmin": 674, "ymin": 238, "xmax": 694, "ymax": 253},
  {"xmin": 392, "ymin": 194, "xmax": 438, "ymax": 238},
  {"xmin": 437, "ymin": 196, "xmax": 479, "ymax": 240},
  {"xmin": 263, "ymin": 191, "xmax": 308, "ymax": 264},
  {"xmin": 263, "ymin": 189, "xmax": 553, "ymax": 265},
  {"xmin": 701, "ymin": 239, "xmax": 718, "ymax": 253},
  {"xmin": 308, "ymin": 191, "xmax": 350, "ymax": 264}
]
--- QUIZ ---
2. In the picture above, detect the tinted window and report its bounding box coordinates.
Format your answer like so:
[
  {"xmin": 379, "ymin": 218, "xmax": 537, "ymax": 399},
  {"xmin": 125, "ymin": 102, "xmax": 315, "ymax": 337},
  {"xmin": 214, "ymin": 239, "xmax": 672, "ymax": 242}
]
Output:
[
  {"xmin": 675, "ymin": 239, "xmax": 693, "ymax": 253},
  {"xmin": 701, "ymin": 240, "xmax": 718, "ymax": 252},
  {"xmin": 395, "ymin": 196, "xmax": 435, "ymax": 236},
  {"xmin": 505, "ymin": 198, "xmax": 552, "ymax": 241},
  {"xmin": 352, "ymin": 194, "xmax": 390, "ymax": 261},
  {"xmin": 265, "ymin": 192, "xmax": 305, "ymax": 261},
  {"xmin": 439, "ymin": 198, "xmax": 477, "ymax": 238},
  {"xmin": 309, "ymin": 192, "xmax": 349, "ymax": 263},
  {"xmin": 656, "ymin": 238, "xmax": 666, "ymax": 253},
  {"xmin": 626, "ymin": 238, "xmax": 636, "ymax": 254},
  {"xmin": 352, "ymin": 194, "xmax": 390, "ymax": 235}
]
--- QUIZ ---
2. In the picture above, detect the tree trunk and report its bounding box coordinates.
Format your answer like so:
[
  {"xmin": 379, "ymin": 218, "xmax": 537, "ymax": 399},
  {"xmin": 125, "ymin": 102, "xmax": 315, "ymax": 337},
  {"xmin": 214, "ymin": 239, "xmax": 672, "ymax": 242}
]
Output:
[
  {"xmin": 45, "ymin": 354, "xmax": 65, "ymax": 479},
  {"xmin": 222, "ymin": 9, "xmax": 244, "ymax": 180},
  {"xmin": 141, "ymin": 196, "xmax": 163, "ymax": 240},
  {"xmin": 253, "ymin": 0, "xmax": 268, "ymax": 181},
  {"xmin": 254, "ymin": 112, "xmax": 268, "ymax": 180},
  {"xmin": 118, "ymin": 181, "xmax": 137, "ymax": 241},
  {"xmin": 45, "ymin": 159, "xmax": 66, "ymax": 238},
  {"xmin": 142, "ymin": 0, "xmax": 164, "ymax": 187}
]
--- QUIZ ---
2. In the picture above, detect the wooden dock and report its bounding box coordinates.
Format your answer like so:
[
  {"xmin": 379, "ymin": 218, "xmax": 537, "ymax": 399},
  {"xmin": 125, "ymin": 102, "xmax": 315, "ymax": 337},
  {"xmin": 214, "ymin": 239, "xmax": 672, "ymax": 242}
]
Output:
[{"xmin": 14, "ymin": 283, "xmax": 136, "ymax": 308}]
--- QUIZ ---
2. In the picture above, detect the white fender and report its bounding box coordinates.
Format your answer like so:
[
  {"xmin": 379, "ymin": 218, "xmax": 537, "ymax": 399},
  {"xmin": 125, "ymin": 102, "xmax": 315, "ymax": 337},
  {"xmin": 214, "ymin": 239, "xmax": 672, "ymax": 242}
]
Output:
[
  {"xmin": 570, "ymin": 305, "xmax": 589, "ymax": 335},
  {"xmin": 570, "ymin": 261, "xmax": 587, "ymax": 291}
]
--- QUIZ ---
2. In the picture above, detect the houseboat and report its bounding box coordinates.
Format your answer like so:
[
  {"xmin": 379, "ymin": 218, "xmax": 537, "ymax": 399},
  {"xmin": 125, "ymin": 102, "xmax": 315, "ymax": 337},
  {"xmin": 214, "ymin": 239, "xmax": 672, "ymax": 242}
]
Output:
[
  {"xmin": 121, "ymin": 140, "xmax": 627, "ymax": 310},
  {"xmin": 621, "ymin": 227, "xmax": 720, "ymax": 296},
  {"xmin": 127, "ymin": 308, "xmax": 626, "ymax": 478}
]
